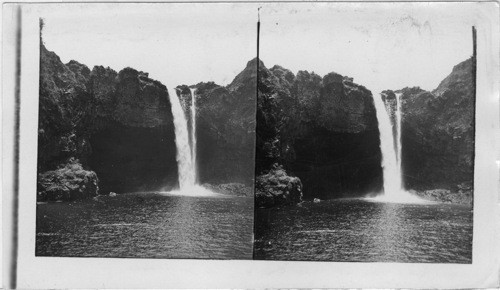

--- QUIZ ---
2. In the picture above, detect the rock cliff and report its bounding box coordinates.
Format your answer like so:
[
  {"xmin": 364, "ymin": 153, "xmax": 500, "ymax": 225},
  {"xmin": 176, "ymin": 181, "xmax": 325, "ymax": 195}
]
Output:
[
  {"xmin": 38, "ymin": 42, "xmax": 474, "ymax": 204},
  {"xmin": 174, "ymin": 59, "xmax": 256, "ymax": 185},
  {"xmin": 38, "ymin": 43, "xmax": 255, "ymax": 200},
  {"xmin": 38, "ymin": 44, "xmax": 178, "ymax": 198},
  {"xmin": 255, "ymin": 57, "xmax": 475, "ymax": 207},
  {"xmin": 383, "ymin": 57, "xmax": 475, "ymax": 196},
  {"xmin": 256, "ymin": 60, "xmax": 382, "ymax": 206}
]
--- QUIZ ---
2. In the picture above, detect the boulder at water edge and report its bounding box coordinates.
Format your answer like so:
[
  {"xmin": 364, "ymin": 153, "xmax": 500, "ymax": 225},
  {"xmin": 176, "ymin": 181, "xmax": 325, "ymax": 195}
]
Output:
[
  {"xmin": 37, "ymin": 158, "xmax": 99, "ymax": 201},
  {"xmin": 255, "ymin": 164, "xmax": 303, "ymax": 208}
]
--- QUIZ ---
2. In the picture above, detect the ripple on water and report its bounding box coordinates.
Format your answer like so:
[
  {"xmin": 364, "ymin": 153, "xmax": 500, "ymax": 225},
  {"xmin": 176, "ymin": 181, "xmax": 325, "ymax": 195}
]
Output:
[
  {"xmin": 36, "ymin": 192, "xmax": 254, "ymax": 259},
  {"xmin": 255, "ymin": 198, "xmax": 472, "ymax": 263}
]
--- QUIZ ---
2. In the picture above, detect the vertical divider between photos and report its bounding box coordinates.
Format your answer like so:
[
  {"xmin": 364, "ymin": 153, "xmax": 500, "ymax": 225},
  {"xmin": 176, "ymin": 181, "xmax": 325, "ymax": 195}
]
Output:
[
  {"xmin": 472, "ymin": 26, "xmax": 476, "ymax": 209},
  {"xmin": 9, "ymin": 6, "xmax": 23, "ymax": 290},
  {"xmin": 252, "ymin": 7, "xmax": 261, "ymax": 260}
]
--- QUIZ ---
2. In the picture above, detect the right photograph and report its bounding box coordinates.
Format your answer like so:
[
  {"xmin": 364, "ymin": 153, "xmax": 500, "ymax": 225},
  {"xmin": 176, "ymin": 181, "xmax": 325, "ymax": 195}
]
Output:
[{"xmin": 254, "ymin": 3, "xmax": 475, "ymax": 263}]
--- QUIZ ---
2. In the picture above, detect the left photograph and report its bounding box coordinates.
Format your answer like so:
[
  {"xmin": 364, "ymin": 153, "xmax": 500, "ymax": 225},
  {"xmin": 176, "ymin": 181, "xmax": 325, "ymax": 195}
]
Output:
[{"xmin": 35, "ymin": 4, "xmax": 257, "ymax": 259}]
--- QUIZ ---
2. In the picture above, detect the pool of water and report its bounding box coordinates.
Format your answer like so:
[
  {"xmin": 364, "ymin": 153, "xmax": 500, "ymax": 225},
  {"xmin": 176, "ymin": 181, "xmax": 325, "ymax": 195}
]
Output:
[
  {"xmin": 254, "ymin": 198, "xmax": 473, "ymax": 263},
  {"xmin": 36, "ymin": 192, "xmax": 254, "ymax": 259}
]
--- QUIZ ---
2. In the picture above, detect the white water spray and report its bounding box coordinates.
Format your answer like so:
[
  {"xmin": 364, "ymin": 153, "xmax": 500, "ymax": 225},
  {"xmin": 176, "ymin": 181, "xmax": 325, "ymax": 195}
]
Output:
[
  {"xmin": 168, "ymin": 88, "xmax": 196, "ymax": 190},
  {"xmin": 395, "ymin": 92, "xmax": 403, "ymax": 182},
  {"xmin": 372, "ymin": 92, "xmax": 402, "ymax": 198},
  {"xmin": 189, "ymin": 88, "xmax": 198, "ymax": 184},
  {"xmin": 166, "ymin": 88, "xmax": 216, "ymax": 196},
  {"xmin": 370, "ymin": 92, "xmax": 423, "ymax": 203}
]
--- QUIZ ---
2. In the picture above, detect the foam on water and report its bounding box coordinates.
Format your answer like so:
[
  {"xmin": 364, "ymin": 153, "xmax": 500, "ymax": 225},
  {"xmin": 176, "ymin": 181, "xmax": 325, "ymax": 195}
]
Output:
[
  {"xmin": 160, "ymin": 185, "xmax": 222, "ymax": 197},
  {"xmin": 366, "ymin": 191, "xmax": 434, "ymax": 204}
]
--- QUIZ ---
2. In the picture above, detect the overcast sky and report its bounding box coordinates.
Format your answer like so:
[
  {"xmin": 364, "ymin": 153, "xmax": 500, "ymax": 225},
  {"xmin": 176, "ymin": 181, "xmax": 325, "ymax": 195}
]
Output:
[
  {"xmin": 42, "ymin": 3, "xmax": 258, "ymax": 88},
  {"xmin": 260, "ymin": 2, "xmax": 476, "ymax": 94},
  {"xmin": 42, "ymin": 3, "xmax": 476, "ymax": 94}
]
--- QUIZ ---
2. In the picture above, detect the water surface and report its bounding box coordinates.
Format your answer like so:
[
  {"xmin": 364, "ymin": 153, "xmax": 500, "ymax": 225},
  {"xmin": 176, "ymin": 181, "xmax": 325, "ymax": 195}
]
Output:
[
  {"xmin": 36, "ymin": 192, "xmax": 254, "ymax": 259},
  {"xmin": 254, "ymin": 198, "xmax": 472, "ymax": 263}
]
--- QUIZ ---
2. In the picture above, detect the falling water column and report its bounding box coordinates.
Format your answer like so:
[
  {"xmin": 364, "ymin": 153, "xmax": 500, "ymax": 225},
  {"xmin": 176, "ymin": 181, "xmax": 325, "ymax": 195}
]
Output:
[
  {"xmin": 167, "ymin": 88, "xmax": 196, "ymax": 190},
  {"xmin": 395, "ymin": 92, "xmax": 403, "ymax": 189},
  {"xmin": 372, "ymin": 93, "xmax": 403, "ymax": 198},
  {"xmin": 189, "ymin": 88, "xmax": 198, "ymax": 184}
]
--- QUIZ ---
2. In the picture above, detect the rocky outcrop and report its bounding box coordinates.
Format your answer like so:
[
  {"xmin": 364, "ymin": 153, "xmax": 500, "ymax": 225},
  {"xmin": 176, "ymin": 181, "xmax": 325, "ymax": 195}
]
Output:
[
  {"xmin": 383, "ymin": 58, "xmax": 475, "ymax": 195},
  {"xmin": 255, "ymin": 165, "xmax": 303, "ymax": 208},
  {"xmin": 256, "ymin": 60, "xmax": 382, "ymax": 203},
  {"xmin": 37, "ymin": 158, "xmax": 99, "ymax": 201}
]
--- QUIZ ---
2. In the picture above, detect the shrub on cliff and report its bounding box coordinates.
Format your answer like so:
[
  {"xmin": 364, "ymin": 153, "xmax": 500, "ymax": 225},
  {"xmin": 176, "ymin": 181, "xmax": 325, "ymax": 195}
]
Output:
[
  {"xmin": 37, "ymin": 158, "xmax": 99, "ymax": 202},
  {"xmin": 255, "ymin": 164, "xmax": 303, "ymax": 208}
]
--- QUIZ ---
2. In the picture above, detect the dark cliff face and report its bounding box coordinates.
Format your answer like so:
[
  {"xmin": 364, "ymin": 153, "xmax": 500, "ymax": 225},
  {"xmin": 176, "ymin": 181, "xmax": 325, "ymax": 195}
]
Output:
[
  {"xmin": 385, "ymin": 57, "xmax": 475, "ymax": 192},
  {"xmin": 38, "ymin": 44, "xmax": 177, "ymax": 196},
  {"xmin": 88, "ymin": 66, "xmax": 177, "ymax": 194},
  {"xmin": 38, "ymin": 43, "xmax": 256, "ymax": 199},
  {"xmin": 38, "ymin": 45, "xmax": 93, "ymax": 171},
  {"xmin": 257, "ymin": 60, "xmax": 382, "ymax": 200},
  {"xmin": 175, "ymin": 60, "xmax": 256, "ymax": 185},
  {"xmin": 39, "ymin": 42, "xmax": 473, "ymax": 203}
]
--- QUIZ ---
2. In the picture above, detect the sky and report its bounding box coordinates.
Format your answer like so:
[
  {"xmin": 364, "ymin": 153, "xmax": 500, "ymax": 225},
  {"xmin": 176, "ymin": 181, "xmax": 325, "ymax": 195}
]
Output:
[
  {"xmin": 260, "ymin": 2, "xmax": 476, "ymax": 94},
  {"xmin": 41, "ymin": 3, "xmax": 259, "ymax": 88},
  {"xmin": 42, "ymin": 2, "xmax": 476, "ymax": 94}
]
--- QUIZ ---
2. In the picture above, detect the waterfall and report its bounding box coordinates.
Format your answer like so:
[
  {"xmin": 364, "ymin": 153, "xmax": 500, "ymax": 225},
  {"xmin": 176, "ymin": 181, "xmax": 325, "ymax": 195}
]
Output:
[
  {"xmin": 189, "ymin": 88, "xmax": 198, "ymax": 184},
  {"xmin": 395, "ymin": 92, "xmax": 403, "ymax": 185},
  {"xmin": 372, "ymin": 92, "xmax": 402, "ymax": 198},
  {"xmin": 167, "ymin": 88, "xmax": 196, "ymax": 190},
  {"xmin": 166, "ymin": 87, "xmax": 217, "ymax": 196},
  {"xmin": 371, "ymin": 92, "xmax": 423, "ymax": 203}
]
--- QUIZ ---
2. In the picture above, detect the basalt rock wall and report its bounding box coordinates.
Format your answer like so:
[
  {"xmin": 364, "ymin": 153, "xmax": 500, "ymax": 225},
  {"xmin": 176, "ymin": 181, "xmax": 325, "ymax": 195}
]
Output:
[
  {"xmin": 174, "ymin": 60, "xmax": 256, "ymax": 186},
  {"xmin": 38, "ymin": 43, "xmax": 177, "ymax": 198},
  {"xmin": 383, "ymin": 58, "xmax": 475, "ymax": 193},
  {"xmin": 38, "ymin": 44, "xmax": 255, "ymax": 200},
  {"xmin": 256, "ymin": 61, "xmax": 383, "ymax": 201}
]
